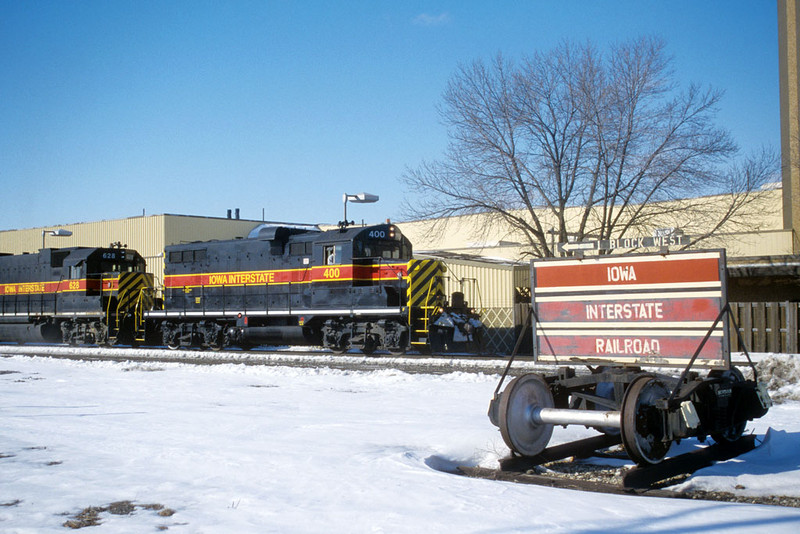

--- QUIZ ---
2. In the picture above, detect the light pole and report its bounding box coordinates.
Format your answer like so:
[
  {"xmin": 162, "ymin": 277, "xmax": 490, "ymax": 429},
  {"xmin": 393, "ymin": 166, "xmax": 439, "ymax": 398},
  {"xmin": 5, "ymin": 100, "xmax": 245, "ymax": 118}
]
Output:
[
  {"xmin": 42, "ymin": 228, "xmax": 73, "ymax": 249},
  {"xmin": 341, "ymin": 192, "xmax": 379, "ymax": 228}
]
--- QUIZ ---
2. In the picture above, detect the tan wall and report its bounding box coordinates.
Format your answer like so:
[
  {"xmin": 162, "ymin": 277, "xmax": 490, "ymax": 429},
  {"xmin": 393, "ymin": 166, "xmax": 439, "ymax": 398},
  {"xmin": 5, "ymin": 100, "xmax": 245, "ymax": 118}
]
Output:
[
  {"xmin": 0, "ymin": 215, "xmax": 265, "ymax": 289},
  {"xmin": 163, "ymin": 215, "xmax": 265, "ymax": 246},
  {"xmin": 398, "ymin": 189, "xmax": 792, "ymax": 261},
  {"xmin": 0, "ymin": 216, "xmax": 165, "ymax": 259},
  {"xmin": 431, "ymin": 259, "xmax": 519, "ymax": 309}
]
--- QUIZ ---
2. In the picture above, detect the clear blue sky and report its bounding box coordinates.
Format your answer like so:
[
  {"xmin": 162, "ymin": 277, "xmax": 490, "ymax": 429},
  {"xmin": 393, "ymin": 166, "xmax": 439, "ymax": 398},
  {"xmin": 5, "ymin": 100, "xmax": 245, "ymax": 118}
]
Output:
[{"xmin": 0, "ymin": 0, "xmax": 781, "ymax": 230}]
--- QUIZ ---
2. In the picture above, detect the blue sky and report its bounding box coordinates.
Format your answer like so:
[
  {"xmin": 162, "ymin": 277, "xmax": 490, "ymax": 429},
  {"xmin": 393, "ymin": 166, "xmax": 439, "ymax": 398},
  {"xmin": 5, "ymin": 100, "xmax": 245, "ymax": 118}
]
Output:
[{"xmin": 0, "ymin": 1, "xmax": 781, "ymax": 230}]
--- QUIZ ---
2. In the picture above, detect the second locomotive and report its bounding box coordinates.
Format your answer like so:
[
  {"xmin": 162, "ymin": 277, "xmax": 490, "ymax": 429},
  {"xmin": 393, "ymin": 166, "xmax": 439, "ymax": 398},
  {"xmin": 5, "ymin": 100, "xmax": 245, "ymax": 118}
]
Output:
[{"xmin": 147, "ymin": 223, "xmax": 482, "ymax": 354}]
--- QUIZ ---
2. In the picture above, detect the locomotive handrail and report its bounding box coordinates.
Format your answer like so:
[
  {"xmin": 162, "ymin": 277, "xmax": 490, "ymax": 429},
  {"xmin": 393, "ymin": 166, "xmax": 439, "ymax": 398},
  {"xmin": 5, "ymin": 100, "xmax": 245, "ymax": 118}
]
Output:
[
  {"xmin": 54, "ymin": 275, "xmax": 65, "ymax": 316},
  {"xmin": 114, "ymin": 286, "xmax": 155, "ymax": 323},
  {"xmin": 104, "ymin": 283, "xmax": 113, "ymax": 330},
  {"xmin": 409, "ymin": 272, "xmax": 442, "ymax": 344},
  {"xmin": 132, "ymin": 286, "xmax": 154, "ymax": 339}
]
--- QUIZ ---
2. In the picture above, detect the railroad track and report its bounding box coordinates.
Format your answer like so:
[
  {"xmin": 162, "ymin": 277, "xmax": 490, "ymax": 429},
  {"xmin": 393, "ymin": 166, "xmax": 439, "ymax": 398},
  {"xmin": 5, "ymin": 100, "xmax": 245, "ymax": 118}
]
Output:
[
  {"xmin": 0, "ymin": 344, "xmax": 548, "ymax": 376},
  {"xmin": 458, "ymin": 434, "xmax": 800, "ymax": 508}
]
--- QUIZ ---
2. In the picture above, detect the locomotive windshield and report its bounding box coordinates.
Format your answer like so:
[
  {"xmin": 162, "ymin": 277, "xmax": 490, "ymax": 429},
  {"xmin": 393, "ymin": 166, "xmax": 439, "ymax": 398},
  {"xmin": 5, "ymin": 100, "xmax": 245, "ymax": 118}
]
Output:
[
  {"xmin": 91, "ymin": 250, "xmax": 146, "ymax": 274},
  {"xmin": 353, "ymin": 225, "xmax": 412, "ymax": 260}
]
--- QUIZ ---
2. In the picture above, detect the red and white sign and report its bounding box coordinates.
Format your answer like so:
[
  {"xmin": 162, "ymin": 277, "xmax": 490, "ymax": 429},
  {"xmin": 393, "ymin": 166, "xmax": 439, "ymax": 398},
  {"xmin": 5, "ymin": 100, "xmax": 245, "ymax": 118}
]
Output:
[{"xmin": 532, "ymin": 250, "xmax": 729, "ymax": 368}]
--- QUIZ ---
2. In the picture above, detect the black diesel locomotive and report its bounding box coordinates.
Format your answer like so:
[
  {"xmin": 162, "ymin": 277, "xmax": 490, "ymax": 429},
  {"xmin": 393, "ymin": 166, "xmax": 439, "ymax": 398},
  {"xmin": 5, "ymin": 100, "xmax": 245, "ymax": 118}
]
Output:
[
  {"xmin": 0, "ymin": 223, "xmax": 481, "ymax": 353},
  {"xmin": 148, "ymin": 223, "xmax": 480, "ymax": 354},
  {"xmin": 0, "ymin": 246, "xmax": 154, "ymax": 345}
]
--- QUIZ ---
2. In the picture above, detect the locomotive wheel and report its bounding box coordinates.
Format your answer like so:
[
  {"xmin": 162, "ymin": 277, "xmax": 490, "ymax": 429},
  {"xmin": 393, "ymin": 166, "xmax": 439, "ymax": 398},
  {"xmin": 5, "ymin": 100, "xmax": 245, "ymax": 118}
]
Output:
[
  {"xmin": 620, "ymin": 374, "xmax": 671, "ymax": 465},
  {"xmin": 165, "ymin": 331, "xmax": 181, "ymax": 350},
  {"xmin": 387, "ymin": 331, "xmax": 408, "ymax": 356},
  {"xmin": 498, "ymin": 373, "xmax": 554, "ymax": 457},
  {"xmin": 331, "ymin": 334, "xmax": 350, "ymax": 355},
  {"xmin": 709, "ymin": 367, "xmax": 747, "ymax": 445},
  {"xmin": 203, "ymin": 322, "xmax": 224, "ymax": 351},
  {"xmin": 360, "ymin": 334, "xmax": 378, "ymax": 355}
]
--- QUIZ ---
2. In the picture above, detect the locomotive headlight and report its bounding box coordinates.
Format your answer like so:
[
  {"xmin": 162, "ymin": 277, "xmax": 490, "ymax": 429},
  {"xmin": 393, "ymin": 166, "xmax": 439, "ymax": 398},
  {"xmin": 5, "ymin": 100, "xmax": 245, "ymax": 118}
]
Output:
[{"xmin": 389, "ymin": 226, "xmax": 395, "ymax": 238}]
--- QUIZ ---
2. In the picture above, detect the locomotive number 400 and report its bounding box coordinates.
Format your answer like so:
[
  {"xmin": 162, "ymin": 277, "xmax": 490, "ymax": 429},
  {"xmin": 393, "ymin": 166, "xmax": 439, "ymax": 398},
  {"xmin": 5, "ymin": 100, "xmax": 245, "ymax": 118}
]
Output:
[{"xmin": 323, "ymin": 267, "xmax": 341, "ymax": 279}]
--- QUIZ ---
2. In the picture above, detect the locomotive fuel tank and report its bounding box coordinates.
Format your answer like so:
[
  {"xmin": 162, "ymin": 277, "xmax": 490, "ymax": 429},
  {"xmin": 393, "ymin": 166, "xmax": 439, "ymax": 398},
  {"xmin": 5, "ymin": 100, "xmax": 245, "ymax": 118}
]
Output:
[{"xmin": 0, "ymin": 320, "xmax": 62, "ymax": 343}]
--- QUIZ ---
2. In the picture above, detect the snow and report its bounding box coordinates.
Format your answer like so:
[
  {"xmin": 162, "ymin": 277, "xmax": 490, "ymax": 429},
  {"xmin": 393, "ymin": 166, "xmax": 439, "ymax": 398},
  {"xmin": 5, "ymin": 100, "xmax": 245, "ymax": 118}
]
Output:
[{"xmin": 2, "ymin": 350, "xmax": 800, "ymax": 533}]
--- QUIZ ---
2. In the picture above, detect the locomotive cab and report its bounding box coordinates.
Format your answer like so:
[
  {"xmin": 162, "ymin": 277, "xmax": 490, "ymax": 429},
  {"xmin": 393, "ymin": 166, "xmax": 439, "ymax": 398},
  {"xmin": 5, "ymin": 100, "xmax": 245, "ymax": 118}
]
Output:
[
  {"xmin": 312, "ymin": 224, "xmax": 415, "ymax": 353},
  {"xmin": 317, "ymin": 224, "xmax": 412, "ymax": 266},
  {"xmin": 58, "ymin": 247, "xmax": 154, "ymax": 345},
  {"xmin": 352, "ymin": 225, "xmax": 411, "ymax": 307},
  {"xmin": 307, "ymin": 224, "xmax": 412, "ymax": 311}
]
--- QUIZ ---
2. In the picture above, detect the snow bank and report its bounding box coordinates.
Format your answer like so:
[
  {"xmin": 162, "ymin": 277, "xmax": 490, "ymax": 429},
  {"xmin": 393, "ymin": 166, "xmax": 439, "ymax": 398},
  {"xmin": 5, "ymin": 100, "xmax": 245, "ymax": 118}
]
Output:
[
  {"xmin": 756, "ymin": 354, "xmax": 800, "ymax": 402},
  {"xmin": 2, "ymin": 354, "xmax": 800, "ymax": 532}
]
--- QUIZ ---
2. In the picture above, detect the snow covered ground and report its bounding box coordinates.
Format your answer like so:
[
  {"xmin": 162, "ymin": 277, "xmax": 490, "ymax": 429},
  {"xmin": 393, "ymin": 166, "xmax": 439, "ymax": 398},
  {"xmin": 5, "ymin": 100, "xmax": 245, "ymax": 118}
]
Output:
[{"xmin": 1, "ymin": 350, "xmax": 800, "ymax": 533}]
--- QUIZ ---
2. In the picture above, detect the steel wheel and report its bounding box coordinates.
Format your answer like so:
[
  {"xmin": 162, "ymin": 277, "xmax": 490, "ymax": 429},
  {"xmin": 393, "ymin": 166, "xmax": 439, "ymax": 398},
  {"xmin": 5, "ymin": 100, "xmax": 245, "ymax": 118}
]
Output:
[
  {"xmin": 330, "ymin": 333, "xmax": 350, "ymax": 355},
  {"xmin": 710, "ymin": 367, "xmax": 747, "ymax": 445},
  {"xmin": 498, "ymin": 373, "xmax": 554, "ymax": 457},
  {"xmin": 360, "ymin": 334, "xmax": 378, "ymax": 355},
  {"xmin": 387, "ymin": 331, "xmax": 408, "ymax": 356},
  {"xmin": 621, "ymin": 374, "xmax": 671, "ymax": 465}
]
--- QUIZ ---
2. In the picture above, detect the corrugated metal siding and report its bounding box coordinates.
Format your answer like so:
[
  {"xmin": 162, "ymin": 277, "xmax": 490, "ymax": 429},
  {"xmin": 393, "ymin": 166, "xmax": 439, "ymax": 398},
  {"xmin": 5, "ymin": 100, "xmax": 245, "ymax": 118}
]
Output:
[
  {"xmin": 0, "ymin": 215, "xmax": 266, "ymax": 291},
  {"xmin": 0, "ymin": 217, "xmax": 165, "ymax": 258},
  {"xmin": 164, "ymin": 215, "xmax": 263, "ymax": 245},
  {"xmin": 437, "ymin": 260, "xmax": 516, "ymax": 309},
  {"xmin": 416, "ymin": 255, "xmax": 530, "ymax": 354}
]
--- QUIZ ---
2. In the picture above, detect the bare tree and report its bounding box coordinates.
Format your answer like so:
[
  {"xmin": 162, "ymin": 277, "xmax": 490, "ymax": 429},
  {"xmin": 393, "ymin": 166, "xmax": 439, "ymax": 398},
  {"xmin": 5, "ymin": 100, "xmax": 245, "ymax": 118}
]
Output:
[{"xmin": 402, "ymin": 38, "xmax": 779, "ymax": 257}]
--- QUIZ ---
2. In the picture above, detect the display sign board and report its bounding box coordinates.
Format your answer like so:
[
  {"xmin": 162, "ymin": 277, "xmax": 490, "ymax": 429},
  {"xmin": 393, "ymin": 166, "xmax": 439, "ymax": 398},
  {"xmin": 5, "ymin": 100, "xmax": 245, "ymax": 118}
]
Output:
[{"xmin": 531, "ymin": 250, "xmax": 729, "ymax": 368}]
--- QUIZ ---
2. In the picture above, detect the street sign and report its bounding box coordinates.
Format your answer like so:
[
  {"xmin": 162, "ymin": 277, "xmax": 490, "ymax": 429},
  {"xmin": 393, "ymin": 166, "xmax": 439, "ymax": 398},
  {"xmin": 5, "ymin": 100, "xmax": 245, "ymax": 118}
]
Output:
[
  {"xmin": 531, "ymin": 250, "xmax": 729, "ymax": 368},
  {"xmin": 558, "ymin": 235, "xmax": 691, "ymax": 254}
]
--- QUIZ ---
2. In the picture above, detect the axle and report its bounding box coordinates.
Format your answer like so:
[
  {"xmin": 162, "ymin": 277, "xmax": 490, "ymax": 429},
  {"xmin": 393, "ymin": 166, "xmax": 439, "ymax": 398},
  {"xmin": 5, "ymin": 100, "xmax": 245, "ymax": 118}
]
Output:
[{"xmin": 532, "ymin": 406, "xmax": 621, "ymax": 429}]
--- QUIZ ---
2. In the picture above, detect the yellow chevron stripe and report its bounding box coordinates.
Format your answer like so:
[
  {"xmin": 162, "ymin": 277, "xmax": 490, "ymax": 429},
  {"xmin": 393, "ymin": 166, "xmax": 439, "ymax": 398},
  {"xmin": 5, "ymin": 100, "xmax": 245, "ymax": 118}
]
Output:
[
  {"xmin": 408, "ymin": 259, "xmax": 445, "ymax": 308},
  {"xmin": 117, "ymin": 273, "xmax": 155, "ymax": 312}
]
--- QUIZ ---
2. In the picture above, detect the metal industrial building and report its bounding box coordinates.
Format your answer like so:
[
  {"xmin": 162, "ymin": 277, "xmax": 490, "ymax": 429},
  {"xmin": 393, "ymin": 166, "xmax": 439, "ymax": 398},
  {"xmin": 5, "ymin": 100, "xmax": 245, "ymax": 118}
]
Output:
[{"xmin": 0, "ymin": 214, "xmax": 301, "ymax": 289}]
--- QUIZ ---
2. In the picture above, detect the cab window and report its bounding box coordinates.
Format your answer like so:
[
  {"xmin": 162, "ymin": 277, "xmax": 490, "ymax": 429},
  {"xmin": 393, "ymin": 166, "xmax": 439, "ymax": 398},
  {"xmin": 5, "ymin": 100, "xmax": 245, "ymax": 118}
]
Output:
[{"xmin": 324, "ymin": 245, "xmax": 342, "ymax": 265}]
